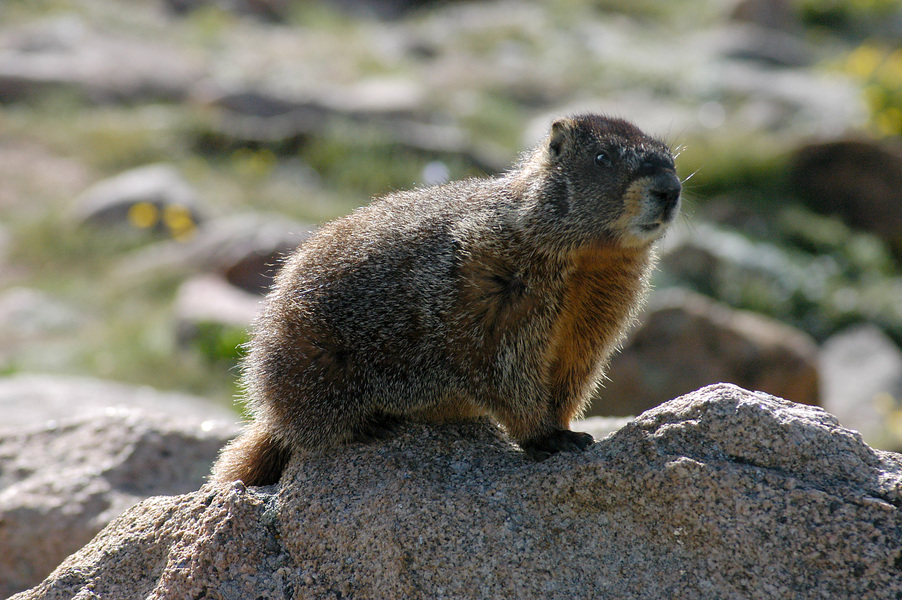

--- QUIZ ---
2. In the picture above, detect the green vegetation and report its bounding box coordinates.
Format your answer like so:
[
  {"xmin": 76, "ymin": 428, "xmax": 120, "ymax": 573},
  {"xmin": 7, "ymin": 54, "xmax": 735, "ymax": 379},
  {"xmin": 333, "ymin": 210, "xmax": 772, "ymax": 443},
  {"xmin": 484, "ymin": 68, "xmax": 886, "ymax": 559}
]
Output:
[
  {"xmin": 2, "ymin": 0, "xmax": 901, "ymax": 428},
  {"xmin": 673, "ymin": 131, "xmax": 793, "ymax": 200},
  {"xmin": 838, "ymin": 43, "xmax": 902, "ymax": 137},
  {"xmin": 798, "ymin": 0, "xmax": 902, "ymax": 39}
]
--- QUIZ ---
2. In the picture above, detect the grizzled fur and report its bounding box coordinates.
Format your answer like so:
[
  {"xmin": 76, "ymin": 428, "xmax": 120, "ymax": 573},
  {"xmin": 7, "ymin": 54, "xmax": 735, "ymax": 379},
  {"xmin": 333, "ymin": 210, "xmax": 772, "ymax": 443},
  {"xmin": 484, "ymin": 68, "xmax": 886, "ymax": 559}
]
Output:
[{"xmin": 212, "ymin": 114, "xmax": 681, "ymax": 486}]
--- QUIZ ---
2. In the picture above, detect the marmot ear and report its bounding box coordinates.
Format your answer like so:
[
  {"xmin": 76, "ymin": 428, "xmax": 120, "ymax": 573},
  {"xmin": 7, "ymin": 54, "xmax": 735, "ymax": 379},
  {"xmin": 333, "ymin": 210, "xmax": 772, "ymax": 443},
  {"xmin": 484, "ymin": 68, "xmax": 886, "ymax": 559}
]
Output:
[{"xmin": 548, "ymin": 118, "xmax": 574, "ymax": 160}]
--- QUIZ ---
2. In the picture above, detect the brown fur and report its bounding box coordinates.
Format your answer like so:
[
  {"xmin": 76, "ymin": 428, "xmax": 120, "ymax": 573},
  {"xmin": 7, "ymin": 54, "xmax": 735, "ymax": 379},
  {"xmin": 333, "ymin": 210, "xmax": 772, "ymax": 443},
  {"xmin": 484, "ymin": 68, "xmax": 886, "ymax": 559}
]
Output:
[{"xmin": 212, "ymin": 114, "xmax": 681, "ymax": 485}]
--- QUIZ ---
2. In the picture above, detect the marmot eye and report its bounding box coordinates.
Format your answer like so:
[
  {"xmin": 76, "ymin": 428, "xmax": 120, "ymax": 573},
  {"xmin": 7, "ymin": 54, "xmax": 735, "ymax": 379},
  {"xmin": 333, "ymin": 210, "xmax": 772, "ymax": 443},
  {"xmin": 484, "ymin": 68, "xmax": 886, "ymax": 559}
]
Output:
[{"xmin": 594, "ymin": 151, "xmax": 612, "ymax": 167}]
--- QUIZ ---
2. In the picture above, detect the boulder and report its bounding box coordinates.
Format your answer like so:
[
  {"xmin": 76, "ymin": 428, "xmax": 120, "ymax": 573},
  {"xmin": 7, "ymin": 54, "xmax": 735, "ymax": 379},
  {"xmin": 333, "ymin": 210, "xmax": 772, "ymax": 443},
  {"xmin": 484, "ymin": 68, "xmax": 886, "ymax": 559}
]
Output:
[
  {"xmin": 658, "ymin": 219, "xmax": 902, "ymax": 343},
  {"xmin": 594, "ymin": 289, "xmax": 820, "ymax": 417},
  {"xmin": 0, "ymin": 17, "xmax": 200, "ymax": 104},
  {"xmin": 163, "ymin": 0, "xmax": 291, "ymax": 21},
  {"xmin": 0, "ymin": 288, "xmax": 82, "ymax": 339},
  {"xmin": 320, "ymin": 0, "xmax": 450, "ymax": 19},
  {"xmin": 196, "ymin": 86, "xmax": 506, "ymax": 174},
  {"xmin": 716, "ymin": 24, "xmax": 813, "ymax": 67},
  {"xmin": 790, "ymin": 139, "xmax": 902, "ymax": 256},
  {"xmin": 0, "ymin": 289, "xmax": 86, "ymax": 374},
  {"xmin": 0, "ymin": 373, "xmax": 237, "ymax": 430},
  {"xmin": 820, "ymin": 325, "xmax": 902, "ymax": 451},
  {"xmin": 13, "ymin": 384, "xmax": 902, "ymax": 599},
  {"xmin": 0, "ymin": 404, "xmax": 237, "ymax": 598},
  {"xmin": 71, "ymin": 164, "xmax": 207, "ymax": 240},
  {"xmin": 0, "ymin": 222, "xmax": 8, "ymax": 264},
  {"xmin": 114, "ymin": 213, "xmax": 315, "ymax": 295},
  {"xmin": 730, "ymin": 0, "xmax": 797, "ymax": 32},
  {"xmin": 656, "ymin": 222, "xmax": 791, "ymax": 300},
  {"xmin": 173, "ymin": 274, "xmax": 261, "ymax": 347}
]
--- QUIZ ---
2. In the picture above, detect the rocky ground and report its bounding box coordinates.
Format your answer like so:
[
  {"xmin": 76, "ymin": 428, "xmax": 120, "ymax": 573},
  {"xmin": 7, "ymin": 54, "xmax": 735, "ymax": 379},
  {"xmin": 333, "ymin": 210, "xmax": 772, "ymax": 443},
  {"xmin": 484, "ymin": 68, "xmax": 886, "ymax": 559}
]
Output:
[
  {"xmin": 8, "ymin": 385, "xmax": 902, "ymax": 599},
  {"xmin": 2, "ymin": 0, "xmax": 902, "ymax": 593}
]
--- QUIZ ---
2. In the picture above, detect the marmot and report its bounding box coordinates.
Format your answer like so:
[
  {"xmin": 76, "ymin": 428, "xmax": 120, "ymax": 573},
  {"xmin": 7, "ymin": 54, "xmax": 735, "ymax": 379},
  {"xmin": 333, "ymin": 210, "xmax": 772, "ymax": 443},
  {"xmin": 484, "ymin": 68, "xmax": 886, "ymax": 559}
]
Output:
[{"xmin": 213, "ymin": 114, "xmax": 681, "ymax": 486}]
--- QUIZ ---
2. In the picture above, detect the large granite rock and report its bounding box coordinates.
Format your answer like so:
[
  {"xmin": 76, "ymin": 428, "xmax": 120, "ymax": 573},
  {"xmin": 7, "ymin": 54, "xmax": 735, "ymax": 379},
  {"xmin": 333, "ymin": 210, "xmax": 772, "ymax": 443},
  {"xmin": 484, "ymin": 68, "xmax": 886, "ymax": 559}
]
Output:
[
  {"xmin": 730, "ymin": 0, "xmax": 797, "ymax": 32},
  {"xmin": 790, "ymin": 139, "xmax": 902, "ymax": 256},
  {"xmin": 820, "ymin": 325, "xmax": 902, "ymax": 451},
  {"xmin": 596, "ymin": 289, "xmax": 820, "ymax": 417},
  {"xmin": 71, "ymin": 163, "xmax": 207, "ymax": 240},
  {"xmin": 0, "ymin": 373, "xmax": 237, "ymax": 430},
  {"xmin": 195, "ymin": 85, "xmax": 507, "ymax": 174},
  {"xmin": 173, "ymin": 274, "xmax": 260, "ymax": 349},
  {"xmin": 114, "ymin": 212, "xmax": 315, "ymax": 295},
  {"xmin": 13, "ymin": 384, "xmax": 902, "ymax": 599},
  {"xmin": 0, "ymin": 404, "xmax": 237, "ymax": 598},
  {"xmin": 173, "ymin": 275, "xmax": 261, "ymax": 332},
  {"xmin": 0, "ymin": 374, "xmax": 239, "ymax": 596},
  {"xmin": 0, "ymin": 17, "xmax": 200, "ymax": 104}
]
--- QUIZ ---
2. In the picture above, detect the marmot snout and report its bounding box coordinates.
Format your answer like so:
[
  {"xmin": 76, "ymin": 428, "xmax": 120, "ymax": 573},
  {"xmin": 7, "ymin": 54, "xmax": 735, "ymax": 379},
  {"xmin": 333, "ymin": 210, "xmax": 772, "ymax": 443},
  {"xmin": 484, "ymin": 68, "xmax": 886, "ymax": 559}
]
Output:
[{"xmin": 212, "ymin": 113, "xmax": 681, "ymax": 486}]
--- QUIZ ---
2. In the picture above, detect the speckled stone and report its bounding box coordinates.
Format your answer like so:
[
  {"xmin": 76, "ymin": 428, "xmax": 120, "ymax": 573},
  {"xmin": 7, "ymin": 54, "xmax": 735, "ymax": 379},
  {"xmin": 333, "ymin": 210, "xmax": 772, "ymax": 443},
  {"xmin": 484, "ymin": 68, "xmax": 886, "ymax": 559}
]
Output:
[
  {"xmin": 0, "ymin": 403, "xmax": 237, "ymax": 598},
  {"xmin": 13, "ymin": 384, "xmax": 902, "ymax": 599}
]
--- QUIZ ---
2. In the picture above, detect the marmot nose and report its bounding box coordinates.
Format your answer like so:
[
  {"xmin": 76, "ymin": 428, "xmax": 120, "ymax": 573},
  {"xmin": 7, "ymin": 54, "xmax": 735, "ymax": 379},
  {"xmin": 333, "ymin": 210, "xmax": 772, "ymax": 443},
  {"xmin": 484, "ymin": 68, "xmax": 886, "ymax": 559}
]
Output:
[{"xmin": 648, "ymin": 172, "xmax": 681, "ymax": 213}]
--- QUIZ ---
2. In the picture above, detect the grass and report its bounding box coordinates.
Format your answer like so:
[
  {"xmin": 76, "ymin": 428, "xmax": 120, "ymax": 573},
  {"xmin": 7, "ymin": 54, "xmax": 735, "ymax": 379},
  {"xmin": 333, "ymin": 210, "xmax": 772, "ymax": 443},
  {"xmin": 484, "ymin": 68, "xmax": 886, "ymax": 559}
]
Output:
[
  {"xmin": 4, "ymin": 98, "xmax": 194, "ymax": 172},
  {"xmin": 1, "ymin": 94, "xmax": 249, "ymax": 402},
  {"xmin": 6, "ymin": 220, "xmax": 245, "ymax": 401},
  {"xmin": 673, "ymin": 129, "xmax": 794, "ymax": 201},
  {"xmin": 3, "ymin": 0, "xmax": 902, "ymax": 449}
]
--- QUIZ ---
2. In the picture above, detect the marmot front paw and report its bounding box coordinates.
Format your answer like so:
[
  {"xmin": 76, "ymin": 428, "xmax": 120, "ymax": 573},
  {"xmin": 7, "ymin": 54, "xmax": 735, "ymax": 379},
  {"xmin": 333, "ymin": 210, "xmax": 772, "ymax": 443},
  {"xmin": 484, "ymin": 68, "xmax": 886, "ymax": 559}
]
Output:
[{"xmin": 522, "ymin": 430, "xmax": 595, "ymax": 461}]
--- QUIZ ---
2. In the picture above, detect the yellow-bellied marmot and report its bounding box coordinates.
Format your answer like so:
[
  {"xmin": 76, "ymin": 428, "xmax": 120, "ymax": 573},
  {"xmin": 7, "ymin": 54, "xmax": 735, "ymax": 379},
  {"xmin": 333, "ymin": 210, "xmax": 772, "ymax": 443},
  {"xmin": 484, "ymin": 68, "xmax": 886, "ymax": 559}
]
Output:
[{"xmin": 212, "ymin": 114, "xmax": 681, "ymax": 486}]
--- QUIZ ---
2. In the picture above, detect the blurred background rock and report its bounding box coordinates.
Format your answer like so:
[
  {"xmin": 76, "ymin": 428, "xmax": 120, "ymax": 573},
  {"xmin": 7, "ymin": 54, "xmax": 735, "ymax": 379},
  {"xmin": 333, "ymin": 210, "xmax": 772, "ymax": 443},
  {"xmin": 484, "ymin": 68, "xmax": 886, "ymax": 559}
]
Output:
[{"xmin": 1, "ymin": 0, "xmax": 901, "ymax": 450}]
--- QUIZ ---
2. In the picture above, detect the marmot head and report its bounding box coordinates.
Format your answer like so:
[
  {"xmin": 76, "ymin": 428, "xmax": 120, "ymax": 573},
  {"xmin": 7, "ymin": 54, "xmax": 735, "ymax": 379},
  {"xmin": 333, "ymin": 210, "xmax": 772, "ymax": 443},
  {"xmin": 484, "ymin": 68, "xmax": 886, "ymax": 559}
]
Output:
[{"xmin": 540, "ymin": 114, "xmax": 681, "ymax": 249}]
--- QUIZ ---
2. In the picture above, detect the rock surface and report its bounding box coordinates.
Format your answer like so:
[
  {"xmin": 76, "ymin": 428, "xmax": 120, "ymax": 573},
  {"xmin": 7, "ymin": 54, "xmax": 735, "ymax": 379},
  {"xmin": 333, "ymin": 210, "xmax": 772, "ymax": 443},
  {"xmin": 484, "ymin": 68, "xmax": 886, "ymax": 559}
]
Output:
[
  {"xmin": 596, "ymin": 289, "xmax": 820, "ymax": 416},
  {"xmin": 0, "ymin": 288, "xmax": 82, "ymax": 339},
  {"xmin": 0, "ymin": 16, "xmax": 200, "ymax": 103},
  {"xmin": 173, "ymin": 274, "xmax": 261, "ymax": 345},
  {"xmin": 790, "ymin": 139, "xmax": 902, "ymax": 256},
  {"xmin": 71, "ymin": 163, "xmax": 206, "ymax": 239},
  {"xmin": 0, "ymin": 373, "xmax": 237, "ymax": 430},
  {"xmin": 14, "ymin": 384, "xmax": 902, "ymax": 599},
  {"xmin": 114, "ymin": 212, "xmax": 315, "ymax": 294},
  {"xmin": 0, "ymin": 402, "xmax": 237, "ymax": 598},
  {"xmin": 730, "ymin": 0, "xmax": 797, "ymax": 31},
  {"xmin": 820, "ymin": 325, "xmax": 902, "ymax": 451}
]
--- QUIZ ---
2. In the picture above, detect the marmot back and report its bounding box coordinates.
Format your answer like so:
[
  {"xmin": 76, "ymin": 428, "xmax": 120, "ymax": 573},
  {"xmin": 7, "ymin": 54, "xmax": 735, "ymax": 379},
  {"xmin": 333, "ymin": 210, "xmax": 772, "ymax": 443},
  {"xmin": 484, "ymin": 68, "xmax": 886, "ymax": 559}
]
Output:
[{"xmin": 212, "ymin": 114, "xmax": 681, "ymax": 486}]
